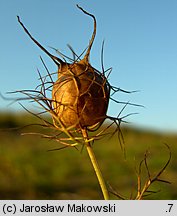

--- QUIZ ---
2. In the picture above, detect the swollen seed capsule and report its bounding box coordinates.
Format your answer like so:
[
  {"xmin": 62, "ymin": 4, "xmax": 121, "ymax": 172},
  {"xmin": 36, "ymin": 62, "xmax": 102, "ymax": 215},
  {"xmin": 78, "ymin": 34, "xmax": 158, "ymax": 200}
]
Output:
[{"xmin": 52, "ymin": 59, "xmax": 110, "ymax": 128}]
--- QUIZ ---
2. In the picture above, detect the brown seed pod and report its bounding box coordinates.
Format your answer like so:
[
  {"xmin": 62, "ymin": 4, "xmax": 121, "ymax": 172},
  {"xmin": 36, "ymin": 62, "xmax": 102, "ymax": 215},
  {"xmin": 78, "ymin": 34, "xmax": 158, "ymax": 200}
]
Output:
[
  {"xmin": 52, "ymin": 59, "xmax": 110, "ymax": 129},
  {"xmin": 17, "ymin": 5, "xmax": 110, "ymax": 130}
]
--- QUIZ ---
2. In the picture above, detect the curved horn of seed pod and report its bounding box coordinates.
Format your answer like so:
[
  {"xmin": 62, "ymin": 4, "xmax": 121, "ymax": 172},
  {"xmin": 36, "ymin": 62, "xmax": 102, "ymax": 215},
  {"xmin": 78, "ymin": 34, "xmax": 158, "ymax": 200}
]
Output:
[
  {"xmin": 17, "ymin": 16, "xmax": 64, "ymax": 67},
  {"xmin": 76, "ymin": 4, "xmax": 96, "ymax": 63}
]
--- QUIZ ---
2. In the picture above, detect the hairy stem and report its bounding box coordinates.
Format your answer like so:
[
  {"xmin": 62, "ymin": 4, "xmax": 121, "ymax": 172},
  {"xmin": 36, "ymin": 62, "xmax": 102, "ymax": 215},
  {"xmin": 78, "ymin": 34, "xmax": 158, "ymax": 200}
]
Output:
[{"xmin": 81, "ymin": 128, "xmax": 109, "ymax": 200}]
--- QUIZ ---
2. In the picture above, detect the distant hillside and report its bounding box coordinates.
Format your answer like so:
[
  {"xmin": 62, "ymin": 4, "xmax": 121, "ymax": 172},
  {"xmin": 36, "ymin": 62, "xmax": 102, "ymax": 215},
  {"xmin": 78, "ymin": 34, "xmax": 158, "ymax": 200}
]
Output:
[{"xmin": 0, "ymin": 111, "xmax": 176, "ymax": 199}]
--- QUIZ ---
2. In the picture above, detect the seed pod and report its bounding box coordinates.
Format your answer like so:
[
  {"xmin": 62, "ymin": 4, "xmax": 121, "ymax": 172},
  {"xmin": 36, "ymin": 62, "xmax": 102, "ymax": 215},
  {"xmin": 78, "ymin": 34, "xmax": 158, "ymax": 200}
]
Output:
[
  {"xmin": 17, "ymin": 5, "xmax": 110, "ymax": 130},
  {"xmin": 52, "ymin": 59, "xmax": 110, "ymax": 128}
]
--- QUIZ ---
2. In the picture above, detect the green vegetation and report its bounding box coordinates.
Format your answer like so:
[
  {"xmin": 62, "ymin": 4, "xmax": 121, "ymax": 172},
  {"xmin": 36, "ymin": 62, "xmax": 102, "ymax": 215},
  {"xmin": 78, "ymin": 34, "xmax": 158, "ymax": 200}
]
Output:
[{"xmin": 0, "ymin": 112, "xmax": 176, "ymax": 199}]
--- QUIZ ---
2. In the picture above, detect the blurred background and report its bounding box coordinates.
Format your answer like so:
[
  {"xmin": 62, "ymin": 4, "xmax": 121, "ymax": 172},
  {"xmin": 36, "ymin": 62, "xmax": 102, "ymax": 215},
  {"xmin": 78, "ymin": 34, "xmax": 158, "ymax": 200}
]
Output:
[{"xmin": 0, "ymin": 0, "xmax": 177, "ymax": 199}]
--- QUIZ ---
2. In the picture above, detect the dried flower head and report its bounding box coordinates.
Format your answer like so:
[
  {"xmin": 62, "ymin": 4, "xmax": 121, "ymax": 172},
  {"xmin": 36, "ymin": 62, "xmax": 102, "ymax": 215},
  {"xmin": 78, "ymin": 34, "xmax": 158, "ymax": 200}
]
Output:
[{"xmin": 16, "ymin": 5, "xmax": 138, "ymax": 151}]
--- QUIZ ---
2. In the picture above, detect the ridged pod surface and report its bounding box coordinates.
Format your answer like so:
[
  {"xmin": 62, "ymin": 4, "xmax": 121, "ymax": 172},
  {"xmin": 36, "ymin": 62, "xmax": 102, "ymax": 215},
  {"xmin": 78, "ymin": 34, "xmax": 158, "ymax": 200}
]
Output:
[{"xmin": 52, "ymin": 59, "xmax": 110, "ymax": 128}]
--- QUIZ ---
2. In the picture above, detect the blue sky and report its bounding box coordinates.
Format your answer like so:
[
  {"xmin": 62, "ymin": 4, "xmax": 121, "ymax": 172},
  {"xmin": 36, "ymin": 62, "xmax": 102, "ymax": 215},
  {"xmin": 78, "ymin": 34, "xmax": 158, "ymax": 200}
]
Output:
[{"xmin": 0, "ymin": 0, "xmax": 177, "ymax": 132}]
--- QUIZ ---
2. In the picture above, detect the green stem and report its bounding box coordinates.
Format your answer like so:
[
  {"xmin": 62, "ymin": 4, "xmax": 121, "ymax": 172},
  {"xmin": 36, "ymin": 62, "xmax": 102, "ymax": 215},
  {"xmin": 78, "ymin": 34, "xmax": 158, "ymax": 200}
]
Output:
[{"xmin": 81, "ymin": 128, "xmax": 109, "ymax": 200}]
